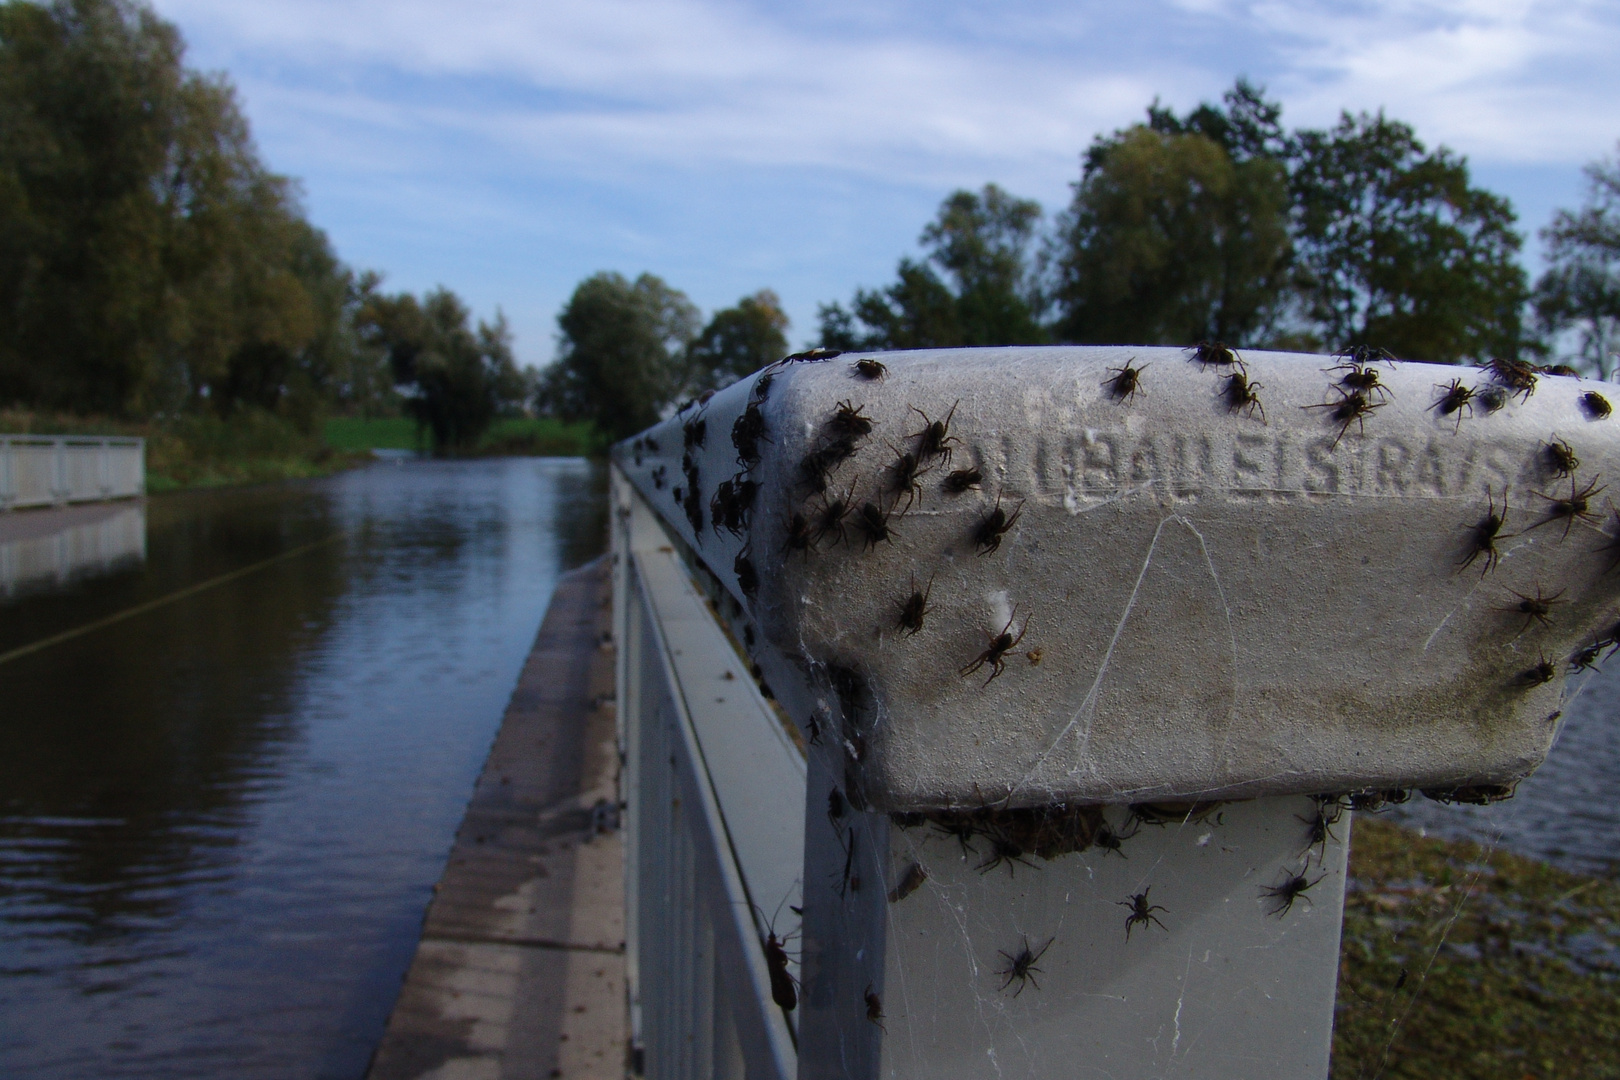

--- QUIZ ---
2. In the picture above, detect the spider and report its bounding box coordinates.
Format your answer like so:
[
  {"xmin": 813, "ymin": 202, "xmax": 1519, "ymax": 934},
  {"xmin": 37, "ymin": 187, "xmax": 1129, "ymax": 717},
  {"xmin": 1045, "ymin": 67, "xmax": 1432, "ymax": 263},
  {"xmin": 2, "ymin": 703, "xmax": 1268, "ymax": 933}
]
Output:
[
  {"xmin": 973, "ymin": 494, "xmax": 1024, "ymax": 555},
  {"xmin": 1304, "ymin": 387, "xmax": 1382, "ymax": 447},
  {"xmin": 1459, "ymin": 488, "xmax": 1512, "ymax": 576},
  {"xmin": 811, "ymin": 480, "xmax": 857, "ymax": 547},
  {"xmin": 885, "ymin": 444, "xmax": 928, "ymax": 514},
  {"xmin": 1298, "ymin": 801, "xmax": 1342, "ymax": 860},
  {"xmin": 1582, "ymin": 391, "xmax": 1613, "ymax": 419},
  {"xmin": 977, "ymin": 833, "xmax": 1036, "ymax": 876},
  {"xmin": 1105, "ymin": 360, "xmax": 1147, "ymax": 402},
  {"xmin": 781, "ymin": 511, "xmax": 814, "ymax": 559},
  {"xmin": 1429, "ymin": 379, "xmax": 1475, "ymax": 432},
  {"xmin": 1118, "ymin": 887, "xmax": 1168, "ymax": 940},
  {"xmin": 1477, "ymin": 386, "xmax": 1509, "ymax": 414},
  {"xmin": 1529, "ymin": 475, "xmax": 1606, "ymax": 539},
  {"xmin": 1544, "ymin": 438, "xmax": 1580, "ymax": 479},
  {"xmin": 1092, "ymin": 825, "xmax": 1126, "ymax": 858},
  {"xmin": 960, "ymin": 609, "xmax": 1028, "ymax": 687},
  {"xmin": 1223, "ymin": 369, "xmax": 1265, "ymax": 420},
  {"xmin": 909, "ymin": 402, "xmax": 961, "ymax": 465},
  {"xmin": 1482, "ymin": 356, "xmax": 1538, "ymax": 400},
  {"xmin": 1501, "ymin": 584, "xmax": 1566, "ymax": 637},
  {"xmin": 864, "ymin": 985, "xmax": 884, "ymax": 1031},
  {"xmin": 1187, "ymin": 341, "xmax": 1240, "ymax": 369},
  {"xmin": 1334, "ymin": 344, "xmax": 1398, "ymax": 366},
  {"xmin": 943, "ymin": 466, "xmax": 983, "ymax": 494},
  {"xmin": 996, "ymin": 936, "xmax": 1053, "ymax": 996},
  {"xmin": 855, "ymin": 501, "xmax": 897, "ymax": 549},
  {"xmin": 1520, "ymin": 653, "xmax": 1557, "ymax": 686},
  {"xmin": 1261, "ymin": 869, "xmax": 1325, "ymax": 917},
  {"xmin": 853, "ymin": 358, "xmax": 887, "ymax": 380},
  {"xmin": 829, "ymin": 399, "xmax": 874, "ymax": 438},
  {"xmin": 1332, "ymin": 362, "xmax": 1391, "ymax": 403},
  {"xmin": 1571, "ymin": 641, "xmax": 1606, "ymax": 672},
  {"xmin": 894, "ymin": 574, "xmax": 934, "ymax": 636}
]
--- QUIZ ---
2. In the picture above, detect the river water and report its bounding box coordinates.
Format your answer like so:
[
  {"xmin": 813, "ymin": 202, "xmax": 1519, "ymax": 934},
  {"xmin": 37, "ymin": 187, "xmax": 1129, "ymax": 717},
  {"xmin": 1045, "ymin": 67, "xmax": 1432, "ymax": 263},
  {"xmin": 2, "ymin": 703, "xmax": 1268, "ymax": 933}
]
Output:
[{"xmin": 0, "ymin": 457, "xmax": 606, "ymax": 1079}]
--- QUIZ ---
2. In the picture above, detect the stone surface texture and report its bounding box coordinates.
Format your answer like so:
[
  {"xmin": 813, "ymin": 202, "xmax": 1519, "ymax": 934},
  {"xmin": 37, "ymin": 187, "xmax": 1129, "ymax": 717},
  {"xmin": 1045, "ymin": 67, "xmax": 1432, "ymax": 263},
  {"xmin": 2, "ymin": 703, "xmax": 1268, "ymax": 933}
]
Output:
[{"xmin": 618, "ymin": 346, "xmax": 1620, "ymax": 808}]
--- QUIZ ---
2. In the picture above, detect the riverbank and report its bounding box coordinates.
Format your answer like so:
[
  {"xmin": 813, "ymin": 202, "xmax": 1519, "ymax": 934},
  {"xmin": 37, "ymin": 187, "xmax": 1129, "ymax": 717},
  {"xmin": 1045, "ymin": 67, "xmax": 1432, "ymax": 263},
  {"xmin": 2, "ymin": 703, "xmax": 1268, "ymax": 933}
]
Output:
[
  {"xmin": 1, "ymin": 411, "xmax": 606, "ymax": 495},
  {"xmin": 1334, "ymin": 816, "xmax": 1620, "ymax": 1079}
]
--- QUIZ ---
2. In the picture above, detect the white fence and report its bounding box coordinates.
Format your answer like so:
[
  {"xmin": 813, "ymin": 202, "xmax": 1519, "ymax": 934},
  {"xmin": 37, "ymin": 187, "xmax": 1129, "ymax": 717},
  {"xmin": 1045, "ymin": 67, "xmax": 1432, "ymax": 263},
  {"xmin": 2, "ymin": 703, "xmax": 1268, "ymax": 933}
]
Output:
[
  {"xmin": 613, "ymin": 345, "xmax": 1604, "ymax": 1079},
  {"xmin": 0, "ymin": 435, "xmax": 145, "ymax": 511}
]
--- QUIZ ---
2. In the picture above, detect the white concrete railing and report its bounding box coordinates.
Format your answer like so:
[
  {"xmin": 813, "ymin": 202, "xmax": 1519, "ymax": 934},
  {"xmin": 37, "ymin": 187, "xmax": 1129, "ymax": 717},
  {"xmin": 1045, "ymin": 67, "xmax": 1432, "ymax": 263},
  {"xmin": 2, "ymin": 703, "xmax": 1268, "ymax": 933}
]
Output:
[
  {"xmin": 0, "ymin": 435, "xmax": 145, "ymax": 511},
  {"xmin": 614, "ymin": 345, "xmax": 1616, "ymax": 1078}
]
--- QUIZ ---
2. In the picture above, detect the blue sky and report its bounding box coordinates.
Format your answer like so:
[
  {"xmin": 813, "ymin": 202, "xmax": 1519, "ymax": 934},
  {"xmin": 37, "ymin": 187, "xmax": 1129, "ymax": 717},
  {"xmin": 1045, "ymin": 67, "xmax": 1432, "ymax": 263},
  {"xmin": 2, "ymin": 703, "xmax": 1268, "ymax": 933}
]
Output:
[{"xmin": 151, "ymin": 0, "xmax": 1620, "ymax": 368}]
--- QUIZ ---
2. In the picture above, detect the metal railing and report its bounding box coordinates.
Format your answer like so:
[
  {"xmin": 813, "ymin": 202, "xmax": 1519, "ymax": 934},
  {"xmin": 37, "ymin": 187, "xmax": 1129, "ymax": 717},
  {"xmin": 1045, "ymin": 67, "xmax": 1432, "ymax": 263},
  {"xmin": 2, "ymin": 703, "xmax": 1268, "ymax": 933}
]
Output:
[
  {"xmin": 613, "ymin": 345, "xmax": 1603, "ymax": 1079},
  {"xmin": 0, "ymin": 435, "xmax": 145, "ymax": 511}
]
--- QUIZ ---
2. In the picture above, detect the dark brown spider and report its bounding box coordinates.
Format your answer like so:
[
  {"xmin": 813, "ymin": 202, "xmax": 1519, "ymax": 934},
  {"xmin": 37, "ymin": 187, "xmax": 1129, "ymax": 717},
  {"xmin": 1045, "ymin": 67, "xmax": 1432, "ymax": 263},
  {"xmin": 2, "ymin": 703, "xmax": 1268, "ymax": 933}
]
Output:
[
  {"xmin": 894, "ymin": 574, "xmax": 934, "ymax": 636},
  {"xmin": 943, "ymin": 466, "xmax": 983, "ymax": 494},
  {"xmin": 1429, "ymin": 379, "xmax": 1475, "ymax": 431},
  {"xmin": 1304, "ymin": 387, "xmax": 1382, "ymax": 447},
  {"xmin": 1529, "ymin": 475, "xmax": 1607, "ymax": 539},
  {"xmin": 1223, "ymin": 369, "xmax": 1265, "ymax": 420},
  {"xmin": 829, "ymin": 399, "xmax": 874, "ymax": 438},
  {"xmin": 1105, "ymin": 360, "xmax": 1147, "ymax": 402},
  {"xmin": 1118, "ymin": 887, "xmax": 1168, "ymax": 940},
  {"xmin": 1571, "ymin": 641, "xmax": 1605, "ymax": 672},
  {"xmin": 1582, "ymin": 391, "xmax": 1613, "ymax": 419},
  {"xmin": 1335, "ymin": 344, "xmax": 1399, "ymax": 366},
  {"xmin": 1538, "ymin": 363, "xmax": 1580, "ymax": 377},
  {"xmin": 1298, "ymin": 801, "xmax": 1342, "ymax": 860},
  {"xmin": 683, "ymin": 483, "xmax": 704, "ymax": 534},
  {"xmin": 732, "ymin": 403, "xmax": 767, "ymax": 467},
  {"xmin": 909, "ymin": 401, "xmax": 960, "ymax": 465},
  {"xmin": 996, "ymin": 936, "xmax": 1053, "ymax": 996},
  {"xmin": 1092, "ymin": 825, "xmax": 1126, "ymax": 858},
  {"xmin": 785, "ymin": 348, "xmax": 840, "ymax": 362},
  {"xmin": 781, "ymin": 512, "xmax": 814, "ymax": 559},
  {"xmin": 864, "ymin": 985, "xmax": 884, "ymax": 1031},
  {"xmin": 810, "ymin": 480, "xmax": 856, "ymax": 547},
  {"xmin": 683, "ymin": 417, "xmax": 707, "ymax": 450},
  {"xmin": 1544, "ymin": 438, "xmax": 1580, "ymax": 479},
  {"xmin": 1261, "ymin": 869, "xmax": 1325, "ymax": 916},
  {"xmin": 1519, "ymin": 654, "xmax": 1557, "ymax": 686},
  {"xmin": 1501, "ymin": 584, "xmax": 1566, "ymax": 636},
  {"xmin": 960, "ymin": 609, "xmax": 1028, "ymax": 687},
  {"xmin": 1333, "ymin": 362, "xmax": 1391, "ymax": 402},
  {"xmin": 1478, "ymin": 386, "xmax": 1509, "ymax": 414},
  {"xmin": 750, "ymin": 372, "xmax": 774, "ymax": 403},
  {"xmin": 1482, "ymin": 356, "xmax": 1539, "ymax": 400},
  {"xmin": 855, "ymin": 501, "xmax": 897, "ymax": 549},
  {"xmin": 797, "ymin": 435, "xmax": 858, "ymax": 494},
  {"xmin": 977, "ymin": 831, "xmax": 1037, "ymax": 876},
  {"xmin": 1422, "ymin": 783, "xmax": 1519, "ymax": 804},
  {"xmin": 853, "ymin": 358, "xmax": 888, "ymax": 380},
  {"xmin": 973, "ymin": 495, "xmax": 1024, "ymax": 555},
  {"xmin": 885, "ymin": 444, "xmax": 928, "ymax": 513},
  {"xmin": 1187, "ymin": 341, "xmax": 1240, "ymax": 369},
  {"xmin": 1347, "ymin": 789, "xmax": 1411, "ymax": 812},
  {"xmin": 734, "ymin": 552, "xmax": 758, "ymax": 598},
  {"xmin": 1460, "ymin": 488, "xmax": 1512, "ymax": 575}
]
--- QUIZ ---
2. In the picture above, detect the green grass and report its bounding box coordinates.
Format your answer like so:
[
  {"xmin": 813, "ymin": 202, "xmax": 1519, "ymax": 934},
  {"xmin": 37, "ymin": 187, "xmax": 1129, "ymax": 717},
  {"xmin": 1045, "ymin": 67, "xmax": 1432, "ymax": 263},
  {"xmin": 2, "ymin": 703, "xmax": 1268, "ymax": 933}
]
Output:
[
  {"xmin": 321, "ymin": 415, "xmax": 605, "ymax": 457},
  {"xmin": 1334, "ymin": 817, "xmax": 1620, "ymax": 1079}
]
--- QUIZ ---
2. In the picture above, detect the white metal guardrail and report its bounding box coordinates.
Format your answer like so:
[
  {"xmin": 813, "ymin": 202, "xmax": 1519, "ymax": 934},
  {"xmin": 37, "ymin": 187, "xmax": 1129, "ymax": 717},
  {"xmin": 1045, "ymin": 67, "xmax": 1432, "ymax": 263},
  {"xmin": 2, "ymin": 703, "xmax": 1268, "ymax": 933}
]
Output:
[
  {"xmin": 0, "ymin": 435, "xmax": 145, "ymax": 511},
  {"xmin": 615, "ymin": 345, "xmax": 1615, "ymax": 1078}
]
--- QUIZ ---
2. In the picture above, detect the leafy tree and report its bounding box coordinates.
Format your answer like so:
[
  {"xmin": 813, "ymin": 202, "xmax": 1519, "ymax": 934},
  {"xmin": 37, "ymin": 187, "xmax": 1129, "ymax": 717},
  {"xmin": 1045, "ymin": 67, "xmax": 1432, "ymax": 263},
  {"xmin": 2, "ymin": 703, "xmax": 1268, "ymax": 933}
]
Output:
[
  {"xmin": 0, "ymin": 0, "xmax": 355, "ymax": 418},
  {"xmin": 1052, "ymin": 122, "xmax": 1292, "ymax": 347},
  {"xmin": 356, "ymin": 283, "xmax": 524, "ymax": 453},
  {"xmin": 684, "ymin": 289, "xmax": 789, "ymax": 392},
  {"xmin": 1534, "ymin": 146, "xmax": 1620, "ymax": 378},
  {"xmin": 818, "ymin": 184, "xmax": 1047, "ymax": 350},
  {"xmin": 1290, "ymin": 112, "xmax": 1527, "ymax": 363},
  {"xmin": 539, "ymin": 271, "xmax": 700, "ymax": 440}
]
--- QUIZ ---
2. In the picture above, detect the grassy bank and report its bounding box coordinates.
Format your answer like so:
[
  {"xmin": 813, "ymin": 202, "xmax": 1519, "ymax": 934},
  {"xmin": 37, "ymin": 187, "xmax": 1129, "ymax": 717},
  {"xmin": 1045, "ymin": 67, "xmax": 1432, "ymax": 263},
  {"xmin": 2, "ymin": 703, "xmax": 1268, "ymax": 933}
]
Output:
[
  {"xmin": 322, "ymin": 415, "xmax": 605, "ymax": 457},
  {"xmin": 1334, "ymin": 817, "xmax": 1620, "ymax": 1078}
]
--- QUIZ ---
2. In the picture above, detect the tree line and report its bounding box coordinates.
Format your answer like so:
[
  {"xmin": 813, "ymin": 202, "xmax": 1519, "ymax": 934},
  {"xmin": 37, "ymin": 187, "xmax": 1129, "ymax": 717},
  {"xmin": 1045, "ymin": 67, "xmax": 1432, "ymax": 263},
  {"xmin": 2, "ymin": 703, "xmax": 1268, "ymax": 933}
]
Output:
[{"xmin": 6, "ymin": 3, "xmax": 1617, "ymax": 452}]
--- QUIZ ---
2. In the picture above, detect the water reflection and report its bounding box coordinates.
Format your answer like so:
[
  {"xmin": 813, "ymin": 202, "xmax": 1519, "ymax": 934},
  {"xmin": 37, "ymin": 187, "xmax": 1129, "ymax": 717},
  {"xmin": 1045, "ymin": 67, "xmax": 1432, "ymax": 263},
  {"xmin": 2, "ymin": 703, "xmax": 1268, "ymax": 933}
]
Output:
[
  {"xmin": 0, "ymin": 457, "xmax": 606, "ymax": 1079},
  {"xmin": 0, "ymin": 500, "xmax": 146, "ymax": 598}
]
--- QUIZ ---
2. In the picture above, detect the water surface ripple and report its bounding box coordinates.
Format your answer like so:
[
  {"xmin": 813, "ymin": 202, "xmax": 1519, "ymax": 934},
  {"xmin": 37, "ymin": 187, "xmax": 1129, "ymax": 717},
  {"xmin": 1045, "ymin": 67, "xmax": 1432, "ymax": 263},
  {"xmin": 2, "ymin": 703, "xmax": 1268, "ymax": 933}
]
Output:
[{"xmin": 0, "ymin": 458, "xmax": 606, "ymax": 1079}]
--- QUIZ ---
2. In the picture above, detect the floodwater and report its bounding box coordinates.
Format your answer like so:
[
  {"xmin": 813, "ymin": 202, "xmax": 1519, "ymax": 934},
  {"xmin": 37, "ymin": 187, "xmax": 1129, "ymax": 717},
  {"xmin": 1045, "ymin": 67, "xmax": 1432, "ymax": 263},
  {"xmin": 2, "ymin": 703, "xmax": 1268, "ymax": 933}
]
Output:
[{"xmin": 0, "ymin": 457, "xmax": 607, "ymax": 1079}]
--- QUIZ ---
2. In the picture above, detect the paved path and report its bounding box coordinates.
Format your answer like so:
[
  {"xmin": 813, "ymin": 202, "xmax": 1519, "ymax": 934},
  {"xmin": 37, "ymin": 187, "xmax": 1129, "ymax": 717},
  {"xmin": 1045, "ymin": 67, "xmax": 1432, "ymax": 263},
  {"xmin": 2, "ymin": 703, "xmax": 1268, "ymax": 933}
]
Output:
[{"xmin": 368, "ymin": 557, "xmax": 626, "ymax": 1080}]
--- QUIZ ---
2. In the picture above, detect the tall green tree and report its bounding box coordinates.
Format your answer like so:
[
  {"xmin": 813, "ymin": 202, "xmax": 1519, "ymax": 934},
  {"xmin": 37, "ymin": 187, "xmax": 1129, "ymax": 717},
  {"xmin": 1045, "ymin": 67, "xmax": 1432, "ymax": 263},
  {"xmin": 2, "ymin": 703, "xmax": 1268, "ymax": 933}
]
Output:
[
  {"xmin": 1534, "ymin": 146, "xmax": 1620, "ymax": 378},
  {"xmin": 539, "ymin": 271, "xmax": 700, "ymax": 440},
  {"xmin": 684, "ymin": 289, "xmax": 789, "ymax": 392},
  {"xmin": 818, "ymin": 184, "xmax": 1047, "ymax": 350},
  {"xmin": 1052, "ymin": 121, "xmax": 1292, "ymax": 347},
  {"xmin": 0, "ymin": 0, "xmax": 353, "ymax": 417},
  {"xmin": 356, "ymin": 284, "xmax": 524, "ymax": 453},
  {"xmin": 1290, "ymin": 112, "xmax": 1527, "ymax": 363}
]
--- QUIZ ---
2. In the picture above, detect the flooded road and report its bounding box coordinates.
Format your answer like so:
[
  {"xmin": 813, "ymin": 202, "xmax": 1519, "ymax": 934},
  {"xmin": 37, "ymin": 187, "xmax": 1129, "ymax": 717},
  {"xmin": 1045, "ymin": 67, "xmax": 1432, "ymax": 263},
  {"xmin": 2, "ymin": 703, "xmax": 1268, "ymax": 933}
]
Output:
[{"xmin": 0, "ymin": 457, "xmax": 606, "ymax": 1079}]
